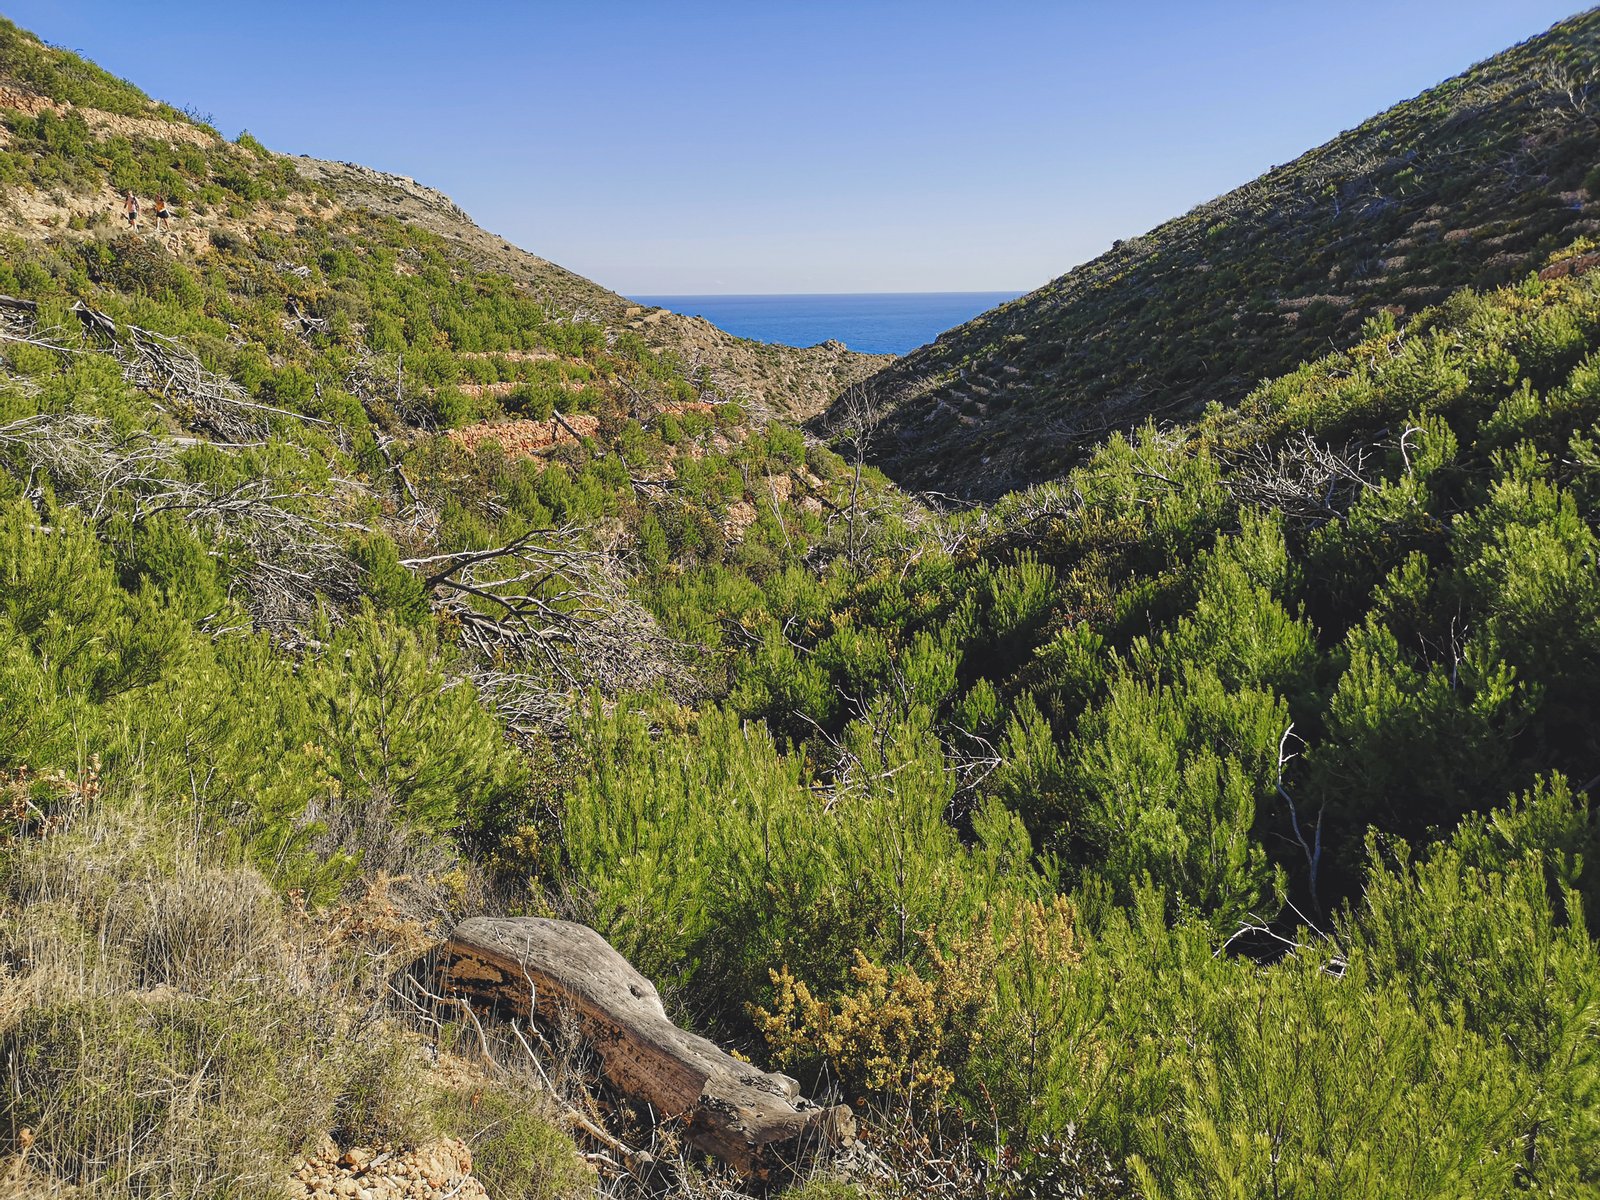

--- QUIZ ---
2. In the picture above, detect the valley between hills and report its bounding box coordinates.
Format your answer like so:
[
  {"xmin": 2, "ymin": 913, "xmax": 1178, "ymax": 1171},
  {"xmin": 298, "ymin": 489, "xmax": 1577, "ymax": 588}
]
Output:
[{"xmin": 3, "ymin": 10, "xmax": 1600, "ymax": 1200}]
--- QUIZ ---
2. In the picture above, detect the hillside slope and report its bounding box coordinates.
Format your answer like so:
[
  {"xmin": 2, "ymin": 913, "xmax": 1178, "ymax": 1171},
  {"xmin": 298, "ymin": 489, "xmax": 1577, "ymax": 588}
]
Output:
[
  {"xmin": 290, "ymin": 157, "xmax": 889, "ymax": 418},
  {"xmin": 846, "ymin": 8, "xmax": 1600, "ymax": 497},
  {"xmin": 0, "ymin": 19, "xmax": 884, "ymax": 421}
]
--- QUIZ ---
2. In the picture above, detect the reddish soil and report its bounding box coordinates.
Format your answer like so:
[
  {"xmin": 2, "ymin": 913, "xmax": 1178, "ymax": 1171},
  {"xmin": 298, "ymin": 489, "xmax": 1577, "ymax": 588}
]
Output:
[{"xmin": 446, "ymin": 413, "xmax": 600, "ymax": 458}]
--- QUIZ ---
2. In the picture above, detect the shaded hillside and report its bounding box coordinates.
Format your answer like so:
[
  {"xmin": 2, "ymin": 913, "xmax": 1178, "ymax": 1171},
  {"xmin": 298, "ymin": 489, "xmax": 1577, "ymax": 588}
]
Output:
[{"xmin": 846, "ymin": 8, "xmax": 1600, "ymax": 497}]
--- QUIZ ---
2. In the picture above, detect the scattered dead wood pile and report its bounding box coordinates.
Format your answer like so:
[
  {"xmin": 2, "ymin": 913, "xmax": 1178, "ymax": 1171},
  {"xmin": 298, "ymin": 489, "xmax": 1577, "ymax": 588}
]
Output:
[
  {"xmin": 0, "ymin": 299, "xmax": 694, "ymax": 734},
  {"xmin": 398, "ymin": 530, "xmax": 691, "ymax": 739}
]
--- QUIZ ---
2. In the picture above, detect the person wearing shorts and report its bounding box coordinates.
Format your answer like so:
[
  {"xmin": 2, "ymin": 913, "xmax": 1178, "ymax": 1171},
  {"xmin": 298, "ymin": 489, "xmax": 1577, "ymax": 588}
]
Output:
[{"xmin": 123, "ymin": 190, "xmax": 139, "ymax": 227}]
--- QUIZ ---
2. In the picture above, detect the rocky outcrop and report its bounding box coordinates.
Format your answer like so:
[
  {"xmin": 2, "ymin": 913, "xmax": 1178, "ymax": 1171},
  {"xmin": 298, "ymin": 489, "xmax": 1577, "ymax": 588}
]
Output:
[{"xmin": 289, "ymin": 1136, "xmax": 486, "ymax": 1200}]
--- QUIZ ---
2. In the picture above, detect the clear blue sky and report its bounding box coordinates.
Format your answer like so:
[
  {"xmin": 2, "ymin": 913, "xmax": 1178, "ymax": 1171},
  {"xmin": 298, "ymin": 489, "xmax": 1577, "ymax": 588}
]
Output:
[{"xmin": 5, "ymin": 2, "xmax": 1587, "ymax": 293}]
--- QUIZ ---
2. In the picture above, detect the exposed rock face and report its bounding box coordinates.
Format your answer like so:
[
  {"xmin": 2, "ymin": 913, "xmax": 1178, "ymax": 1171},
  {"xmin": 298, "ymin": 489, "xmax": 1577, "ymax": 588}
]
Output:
[
  {"xmin": 442, "ymin": 917, "xmax": 855, "ymax": 1183},
  {"xmin": 1539, "ymin": 249, "xmax": 1600, "ymax": 280},
  {"xmin": 293, "ymin": 159, "xmax": 471, "ymax": 225}
]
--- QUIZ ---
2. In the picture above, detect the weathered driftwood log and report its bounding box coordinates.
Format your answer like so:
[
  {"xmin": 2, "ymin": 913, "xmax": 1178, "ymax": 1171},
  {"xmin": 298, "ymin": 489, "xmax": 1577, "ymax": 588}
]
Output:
[{"xmin": 442, "ymin": 916, "xmax": 854, "ymax": 1181}]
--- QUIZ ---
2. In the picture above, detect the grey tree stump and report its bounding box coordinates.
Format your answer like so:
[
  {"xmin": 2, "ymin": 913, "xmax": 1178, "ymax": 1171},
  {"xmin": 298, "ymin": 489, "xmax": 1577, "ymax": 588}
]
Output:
[{"xmin": 442, "ymin": 916, "xmax": 854, "ymax": 1181}]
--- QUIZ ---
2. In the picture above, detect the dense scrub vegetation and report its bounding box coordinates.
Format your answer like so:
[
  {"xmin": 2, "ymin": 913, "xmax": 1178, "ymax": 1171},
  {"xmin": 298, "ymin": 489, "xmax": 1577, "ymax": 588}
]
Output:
[
  {"xmin": 0, "ymin": 28, "xmax": 895, "ymax": 1194},
  {"xmin": 569, "ymin": 253, "xmax": 1600, "ymax": 1195},
  {"xmin": 851, "ymin": 8, "xmax": 1600, "ymax": 498},
  {"xmin": 0, "ymin": 17, "xmax": 192, "ymax": 121},
  {"xmin": 4, "ymin": 16, "xmax": 1600, "ymax": 1200}
]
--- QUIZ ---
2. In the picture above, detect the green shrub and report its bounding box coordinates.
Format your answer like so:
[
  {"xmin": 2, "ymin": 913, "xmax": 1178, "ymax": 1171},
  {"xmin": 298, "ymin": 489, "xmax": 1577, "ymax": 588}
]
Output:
[
  {"xmin": 306, "ymin": 608, "xmax": 526, "ymax": 839},
  {"xmin": 428, "ymin": 1082, "xmax": 590, "ymax": 1199}
]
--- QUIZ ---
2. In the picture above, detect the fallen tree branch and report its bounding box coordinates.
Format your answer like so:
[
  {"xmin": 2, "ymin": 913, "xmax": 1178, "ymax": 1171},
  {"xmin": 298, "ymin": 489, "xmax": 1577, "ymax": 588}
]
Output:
[{"xmin": 442, "ymin": 916, "xmax": 855, "ymax": 1183}]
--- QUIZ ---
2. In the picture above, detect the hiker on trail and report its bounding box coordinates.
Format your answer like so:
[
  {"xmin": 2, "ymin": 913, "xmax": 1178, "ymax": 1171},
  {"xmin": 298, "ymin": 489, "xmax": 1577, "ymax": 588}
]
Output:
[
  {"xmin": 154, "ymin": 194, "xmax": 172, "ymax": 234},
  {"xmin": 122, "ymin": 190, "xmax": 138, "ymax": 228}
]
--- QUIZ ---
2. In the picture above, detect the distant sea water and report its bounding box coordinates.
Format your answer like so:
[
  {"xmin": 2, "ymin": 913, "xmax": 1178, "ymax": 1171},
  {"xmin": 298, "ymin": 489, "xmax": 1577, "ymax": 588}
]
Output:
[{"xmin": 628, "ymin": 292, "xmax": 1024, "ymax": 356}]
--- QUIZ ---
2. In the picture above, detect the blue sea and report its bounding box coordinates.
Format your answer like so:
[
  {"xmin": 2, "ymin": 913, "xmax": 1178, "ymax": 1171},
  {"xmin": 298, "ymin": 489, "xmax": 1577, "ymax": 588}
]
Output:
[{"xmin": 629, "ymin": 292, "xmax": 1024, "ymax": 356}]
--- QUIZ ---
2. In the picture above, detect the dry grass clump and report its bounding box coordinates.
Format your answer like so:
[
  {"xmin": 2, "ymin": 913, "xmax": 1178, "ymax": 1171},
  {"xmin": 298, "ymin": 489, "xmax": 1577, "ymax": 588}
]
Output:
[{"xmin": 0, "ymin": 776, "xmax": 587, "ymax": 1199}]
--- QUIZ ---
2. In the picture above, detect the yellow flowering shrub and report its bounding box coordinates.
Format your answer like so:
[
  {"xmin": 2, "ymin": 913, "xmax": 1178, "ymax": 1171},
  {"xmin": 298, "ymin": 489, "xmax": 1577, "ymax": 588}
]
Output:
[{"xmin": 752, "ymin": 897, "xmax": 1079, "ymax": 1108}]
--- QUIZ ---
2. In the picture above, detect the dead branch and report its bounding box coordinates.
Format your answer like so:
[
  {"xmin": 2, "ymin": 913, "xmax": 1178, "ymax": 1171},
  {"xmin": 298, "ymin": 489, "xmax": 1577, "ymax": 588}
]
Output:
[
  {"xmin": 443, "ymin": 916, "xmax": 854, "ymax": 1183},
  {"xmin": 402, "ymin": 529, "xmax": 695, "ymax": 737},
  {"xmin": 1272, "ymin": 722, "xmax": 1324, "ymax": 916},
  {"xmin": 68, "ymin": 302, "xmax": 330, "ymax": 443},
  {"xmin": 0, "ymin": 412, "xmax": 362, "ymax": 633},
  {"xmin": 826, "ymin": 382, "xmax": 881, "ymax": 568},
  {"xmin": 1224, "ymin": 431, "xmax": 1376, "ymax": 523}
]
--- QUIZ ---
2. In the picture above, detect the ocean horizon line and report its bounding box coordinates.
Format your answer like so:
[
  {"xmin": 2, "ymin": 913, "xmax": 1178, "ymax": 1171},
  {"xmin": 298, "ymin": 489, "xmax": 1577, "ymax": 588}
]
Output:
[
  {"xmin": 629, "ymin": 289, "xmax": 1029, "ymax": 300},
  {"xmin": 622, "ymin": 290, "xmax": 1027, "ymax": 355}
]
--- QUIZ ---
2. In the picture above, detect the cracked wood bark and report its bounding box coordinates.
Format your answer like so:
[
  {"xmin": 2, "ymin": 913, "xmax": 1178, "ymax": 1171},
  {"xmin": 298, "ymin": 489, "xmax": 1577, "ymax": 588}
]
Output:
[{"xmin": 442, "ymin": 916, "xmax": 854, "ymax": 1181}]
